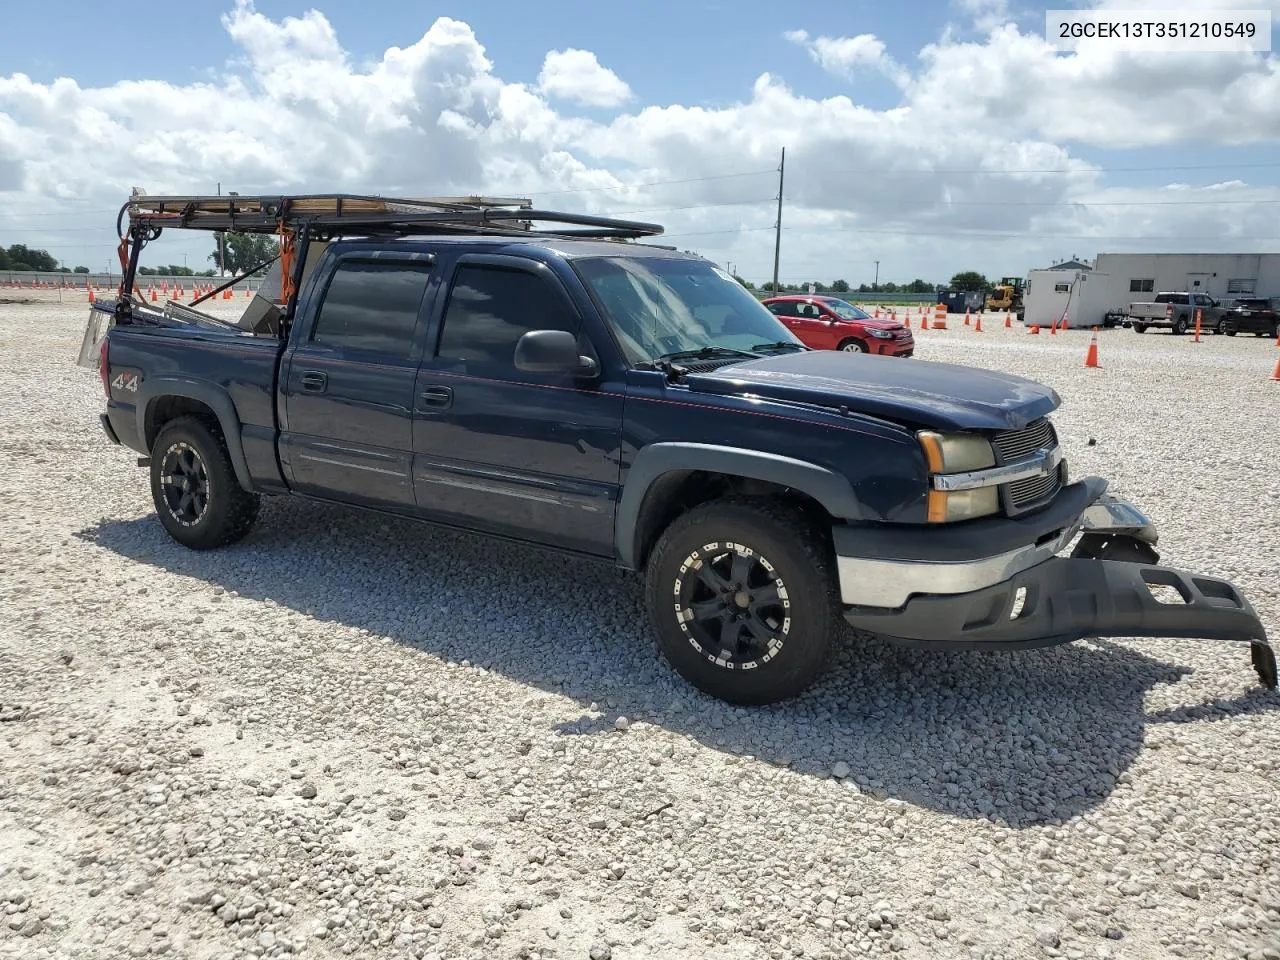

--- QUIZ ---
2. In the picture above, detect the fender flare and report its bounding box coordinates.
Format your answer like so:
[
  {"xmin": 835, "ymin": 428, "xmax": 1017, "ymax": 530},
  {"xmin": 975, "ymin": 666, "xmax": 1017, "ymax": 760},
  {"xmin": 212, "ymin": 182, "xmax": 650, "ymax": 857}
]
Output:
[
  {"xmin": 135, "ymin": 377, "xmax": 254, "ymax": 493},
  {"xmin": 615, "ymin": 442, "xmax": 864, "ymax": 569}
]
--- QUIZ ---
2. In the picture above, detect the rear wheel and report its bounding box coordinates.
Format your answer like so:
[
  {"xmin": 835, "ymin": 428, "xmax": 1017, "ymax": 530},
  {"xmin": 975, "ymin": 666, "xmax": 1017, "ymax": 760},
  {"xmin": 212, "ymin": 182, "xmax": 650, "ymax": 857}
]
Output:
[
  {"xmin": 644, "ymin": 499, "xmax": 839, "ymax": 705},
  {"xmin": 1133, "ymin": 323, "xmax": 1147, "ymax": 334},
  {"xmin": 838, "ymin": 338, "xmax": 867, "ymax": 353},
  {"xmin": 1172, "ymin": 317, "xmax": 1187, "ymax": 335},
  {"xmin": 150, "ymin": 417, "xmax": 260, "ymax": 550}
]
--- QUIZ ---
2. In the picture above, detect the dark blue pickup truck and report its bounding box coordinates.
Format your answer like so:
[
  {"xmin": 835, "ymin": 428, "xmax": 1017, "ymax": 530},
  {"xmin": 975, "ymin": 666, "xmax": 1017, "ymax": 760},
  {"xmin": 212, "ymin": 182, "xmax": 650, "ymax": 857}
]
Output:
[{"xmin": 82, "ymin": 194, "xmax": 1274, "ymax": 703}]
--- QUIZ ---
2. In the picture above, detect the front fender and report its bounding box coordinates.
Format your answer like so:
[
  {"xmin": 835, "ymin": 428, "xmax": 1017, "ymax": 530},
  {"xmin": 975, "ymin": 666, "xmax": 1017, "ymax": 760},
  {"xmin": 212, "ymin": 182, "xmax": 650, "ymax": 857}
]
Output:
[
  {"xmin": 615, "ymin": 442, "xmax": 865, "ymax": 569},
  {"xmin": 136, "ymin": 377, "xmax": 254, "ymax": 493}
]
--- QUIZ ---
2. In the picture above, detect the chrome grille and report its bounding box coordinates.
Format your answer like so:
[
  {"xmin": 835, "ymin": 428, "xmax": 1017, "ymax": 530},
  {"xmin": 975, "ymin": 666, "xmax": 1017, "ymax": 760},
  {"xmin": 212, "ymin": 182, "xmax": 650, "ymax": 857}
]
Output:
[
  {"xmin": 1007, "ymin": 469, "xmax": 1060, "ymax": 506},
  {"xmin": 993, "ymin": 417, "xmax": 1062, "ymax": 511},
  {"xmin": 993, "ymin": 417, "xmax": 1056, "ymax": 463}
]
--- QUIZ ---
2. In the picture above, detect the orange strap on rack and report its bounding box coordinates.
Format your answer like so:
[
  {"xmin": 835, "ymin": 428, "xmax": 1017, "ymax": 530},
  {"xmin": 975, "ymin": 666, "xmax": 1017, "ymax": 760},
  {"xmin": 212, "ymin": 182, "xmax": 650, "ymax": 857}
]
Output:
[
  {"xmin": 116, "ymin": 236, "xmax": 131, "ymax": 296},
  {"xmin": 278, "ymin": 219, "xmax": 296, "ymax": 303}
]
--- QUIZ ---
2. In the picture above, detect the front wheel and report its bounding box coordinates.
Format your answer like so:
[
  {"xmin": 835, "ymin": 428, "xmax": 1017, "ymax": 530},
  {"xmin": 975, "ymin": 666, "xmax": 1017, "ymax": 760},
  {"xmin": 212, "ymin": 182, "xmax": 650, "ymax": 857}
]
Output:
[
  {"xmin": 150, "ymin": 416, "xmax": 260, "ymax": 550},
  {"xmin": 1172, "ymin": 317, "xmax": 1187, "ymax": 335},
  {"xmin": 838, "ymin": 338, "xmax": 868, "ymax": 353},
  {"xmin": 644, "ymin": 499, "xmax": 839, "ymax": 705}
]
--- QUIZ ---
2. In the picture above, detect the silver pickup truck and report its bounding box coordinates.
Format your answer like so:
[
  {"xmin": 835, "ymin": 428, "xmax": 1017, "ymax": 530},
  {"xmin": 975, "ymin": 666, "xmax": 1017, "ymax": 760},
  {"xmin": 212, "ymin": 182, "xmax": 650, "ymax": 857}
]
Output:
[{"xmin": 1127, "ymin": 292, "xmax": 1225, "ymax": 335}]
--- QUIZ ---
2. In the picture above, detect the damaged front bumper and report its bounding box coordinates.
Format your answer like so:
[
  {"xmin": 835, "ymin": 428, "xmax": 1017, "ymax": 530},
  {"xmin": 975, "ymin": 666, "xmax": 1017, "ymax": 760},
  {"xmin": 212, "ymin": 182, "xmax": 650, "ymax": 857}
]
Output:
[{"xmin": 836, "ymin": 479, "xmax": 1276, "ymax": 689}]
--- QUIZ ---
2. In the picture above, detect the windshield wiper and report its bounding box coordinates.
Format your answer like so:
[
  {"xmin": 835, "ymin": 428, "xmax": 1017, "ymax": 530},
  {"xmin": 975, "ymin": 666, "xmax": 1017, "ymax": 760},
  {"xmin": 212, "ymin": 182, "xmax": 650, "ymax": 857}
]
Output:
[
  {"xmin": 749, "ymin": 341, "xmax": 809, "ymax": 353},
  {"xmin": 653, "ymin": 345, "xmax": 763, "ymax": 364}
]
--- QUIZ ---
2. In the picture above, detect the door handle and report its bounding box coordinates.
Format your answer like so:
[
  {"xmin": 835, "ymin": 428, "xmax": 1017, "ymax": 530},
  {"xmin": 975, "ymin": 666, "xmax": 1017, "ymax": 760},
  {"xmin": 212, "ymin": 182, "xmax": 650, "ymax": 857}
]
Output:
[
  {"xmin": 300, "ymin": 371, "xmax": 327, "ymax": 393},
  {"xmin": 419, "ymin": 385, "xmax": 453, "ymax": 409}
]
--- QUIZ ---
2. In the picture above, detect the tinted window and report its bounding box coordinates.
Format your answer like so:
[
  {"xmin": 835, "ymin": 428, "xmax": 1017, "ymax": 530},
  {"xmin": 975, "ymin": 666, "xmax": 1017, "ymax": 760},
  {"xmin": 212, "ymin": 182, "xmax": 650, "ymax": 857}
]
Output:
[
  {"xmin": 312, "ymin": 261, "xmax": 431, "ymax": 355},
  {"xmin": 767, "ymin": 301, "xmax": 796, "ymax": 317},
  {"xmin": 437, "ymin": 265, "xmax": 576, "ymax": 367}
]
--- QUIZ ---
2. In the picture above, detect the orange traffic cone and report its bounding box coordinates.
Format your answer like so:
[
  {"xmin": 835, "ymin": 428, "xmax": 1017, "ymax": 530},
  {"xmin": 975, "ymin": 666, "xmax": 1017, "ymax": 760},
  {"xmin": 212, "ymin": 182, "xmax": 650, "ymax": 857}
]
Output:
[
  {"xmin": 151, "ymin": 288, "xmax": 158, "ymax": 301},
  {"xmin": 964, "ymin": 308, "xmax": 971, "ymax": 326},
  {"xmin": 1029, "ymin": 325, "xmax": 1040, "ymax": 335},
  {"xmin": 1050, "ymin": 318, "xmax": 1058, "ymax": 336},
  {"xmin": 1085, "ymin": 329, "xmax": 1100, "ymax": 368},
  {"xmin": 88, "ymin": 288, "xmax": 95, "ymax": 303},
  {"xmin": 903, "ymin": 315, "xmax": 911, "ymax": 329},
  {"xmin": 920, "ymin": 314, "xmax": 929, "ymax": 330},
  {"xmin": 874, "ymin": 307, "xmax": 880, "ymax": 318},
  {"xmin": 974, "ymin": 314, "xmax": 983, "ymax": 332},
  {"xmin": 1005, "ymin": 312, "xmax": 1012, "ymax": 328},
  {"xmin": 1272, "ymin": 355, "xmax": 1280, "ymax": 381}
]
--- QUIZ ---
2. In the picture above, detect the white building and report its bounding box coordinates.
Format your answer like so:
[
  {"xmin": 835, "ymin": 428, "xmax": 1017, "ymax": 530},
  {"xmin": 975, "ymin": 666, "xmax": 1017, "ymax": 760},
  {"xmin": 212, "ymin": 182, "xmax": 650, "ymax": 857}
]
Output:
[{"xmin": 1024, "ymin": 253, "xmax": 1280, "ymax": 329}]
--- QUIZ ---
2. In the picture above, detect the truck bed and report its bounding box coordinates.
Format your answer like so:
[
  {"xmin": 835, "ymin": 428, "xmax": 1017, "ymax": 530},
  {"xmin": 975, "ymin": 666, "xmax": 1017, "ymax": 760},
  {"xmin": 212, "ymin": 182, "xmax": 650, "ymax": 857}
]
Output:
[{"xmin": 103, "ymin": 314, "xmax": 287, "ymax": 490}]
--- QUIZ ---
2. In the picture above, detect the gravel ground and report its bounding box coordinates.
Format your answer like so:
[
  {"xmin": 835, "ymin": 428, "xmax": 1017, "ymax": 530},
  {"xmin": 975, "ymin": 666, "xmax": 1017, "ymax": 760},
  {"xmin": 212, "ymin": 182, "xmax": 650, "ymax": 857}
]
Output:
[{"xmin": 2, "ymin": 294, "xmax": 1278, "ymax": 960}]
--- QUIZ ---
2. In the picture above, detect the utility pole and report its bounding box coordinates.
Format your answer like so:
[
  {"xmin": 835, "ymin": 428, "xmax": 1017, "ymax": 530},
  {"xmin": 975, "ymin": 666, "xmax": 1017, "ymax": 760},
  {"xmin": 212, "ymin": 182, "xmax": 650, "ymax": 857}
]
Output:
[
  {"xmin": 216, "ymin": 182, "xmax": 226, "ymax": 277},
  {"xmin": 771, "ymin": 147, "xmax": 785, "ymax": 295},
  {"xmin": 874, "ymin": 260, "xmax": 880, "ymax": 291}
]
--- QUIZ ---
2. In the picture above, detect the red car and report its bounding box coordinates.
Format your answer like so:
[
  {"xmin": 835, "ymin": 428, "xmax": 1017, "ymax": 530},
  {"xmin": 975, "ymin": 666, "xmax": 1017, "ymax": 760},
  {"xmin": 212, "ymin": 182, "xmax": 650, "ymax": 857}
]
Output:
[{"xmin": 762, "ymin": 296, "xmax": 914, "ymax": 356}]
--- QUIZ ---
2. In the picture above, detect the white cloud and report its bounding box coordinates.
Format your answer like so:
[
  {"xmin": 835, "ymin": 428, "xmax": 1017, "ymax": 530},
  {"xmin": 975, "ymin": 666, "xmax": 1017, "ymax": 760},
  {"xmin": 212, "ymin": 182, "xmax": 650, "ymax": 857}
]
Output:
[
  {"xmin": 956, "ymin": 0, "xmax": 1013, "ymax": 32},
  {"xmin": 0, "ymin": 0, "xmax": 1277, "ymax": 284},
  {"xmin": 537, "ymin": 48, "xmax": 633, "ymax": 108},
  {"xmin": 786, "ymin": 29, "xmax": 910, "ymax": 87}
]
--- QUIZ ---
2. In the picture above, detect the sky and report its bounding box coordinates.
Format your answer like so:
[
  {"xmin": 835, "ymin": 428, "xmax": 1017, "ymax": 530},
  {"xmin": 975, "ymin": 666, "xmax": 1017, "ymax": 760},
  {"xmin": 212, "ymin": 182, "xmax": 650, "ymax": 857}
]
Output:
[{"xmin": 1, "ymin": 0, "xmax": 1278, "ymax": 286}]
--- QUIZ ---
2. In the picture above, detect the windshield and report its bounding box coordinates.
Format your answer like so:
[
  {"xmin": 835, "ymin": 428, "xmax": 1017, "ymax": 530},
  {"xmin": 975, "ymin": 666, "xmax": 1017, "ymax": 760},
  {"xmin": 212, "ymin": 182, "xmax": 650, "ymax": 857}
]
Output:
[
  {"xmin": 821, "ymin": 298, "xmax": 871, "ymax": 321},
  {"xmin": 573, "ymin": 256, "xmax": 803, "ymax": 364}
]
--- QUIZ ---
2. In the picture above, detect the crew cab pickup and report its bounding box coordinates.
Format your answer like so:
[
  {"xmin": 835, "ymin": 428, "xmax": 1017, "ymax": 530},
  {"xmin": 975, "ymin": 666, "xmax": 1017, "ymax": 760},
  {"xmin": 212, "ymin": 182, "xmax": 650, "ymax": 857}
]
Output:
[
  {"xmin": 82, "ymin": 193, "xmax": 1275, "ymax": 704},
  {"xmin": 1127, "ymin": 292, "xmax": 1225, "ymax": 335}
]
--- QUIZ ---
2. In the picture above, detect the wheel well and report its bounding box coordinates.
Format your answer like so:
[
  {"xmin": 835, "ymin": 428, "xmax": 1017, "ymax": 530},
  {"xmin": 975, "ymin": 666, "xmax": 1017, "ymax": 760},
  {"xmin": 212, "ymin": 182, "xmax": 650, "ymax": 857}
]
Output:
[
  {"xmin": 633, "ymin": 471, "xmax": 835, "ymax": 570},
  {"xmin": 146, "ymin": 396, "xmax": 220, "ymax": 447}
]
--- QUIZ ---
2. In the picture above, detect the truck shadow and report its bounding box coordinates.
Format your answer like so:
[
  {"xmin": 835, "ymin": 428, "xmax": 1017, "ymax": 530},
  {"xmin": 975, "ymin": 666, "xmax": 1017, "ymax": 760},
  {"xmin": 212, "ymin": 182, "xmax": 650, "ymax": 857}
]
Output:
[{"xmin": 77, "ymin": 498, "xmax": 1277, "ymax": 829}]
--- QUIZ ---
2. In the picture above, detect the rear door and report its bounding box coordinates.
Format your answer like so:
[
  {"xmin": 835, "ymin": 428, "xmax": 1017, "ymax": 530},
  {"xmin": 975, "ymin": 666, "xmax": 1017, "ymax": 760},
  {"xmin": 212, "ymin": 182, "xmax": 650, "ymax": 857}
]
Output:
[
  {"xmin": 410, "ymin": 254, "xmax": 624, "ymax": 555},
  {"xmin": 279, "ymin": 251, "xmax": 435, "ymax": 508}
]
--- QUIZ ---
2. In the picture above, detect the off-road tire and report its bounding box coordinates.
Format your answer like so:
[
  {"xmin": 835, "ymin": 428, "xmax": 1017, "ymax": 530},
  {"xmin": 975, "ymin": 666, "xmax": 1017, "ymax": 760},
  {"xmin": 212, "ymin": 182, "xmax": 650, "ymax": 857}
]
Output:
[
  {"xmin": 644, "ymin": 498, "xmax": 839, "ymax": 705},
  {"xmin": 150, "ymin": 416, "xmax": 260, "ymax": 550}
]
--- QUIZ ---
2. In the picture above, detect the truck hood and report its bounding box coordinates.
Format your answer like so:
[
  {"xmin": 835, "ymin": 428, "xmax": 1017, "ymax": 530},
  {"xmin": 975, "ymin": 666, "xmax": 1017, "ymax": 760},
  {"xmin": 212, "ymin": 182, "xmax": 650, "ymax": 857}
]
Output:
[{"xmin": 683, "ymin": 351, "xmax": 1060, "ymax": 431}]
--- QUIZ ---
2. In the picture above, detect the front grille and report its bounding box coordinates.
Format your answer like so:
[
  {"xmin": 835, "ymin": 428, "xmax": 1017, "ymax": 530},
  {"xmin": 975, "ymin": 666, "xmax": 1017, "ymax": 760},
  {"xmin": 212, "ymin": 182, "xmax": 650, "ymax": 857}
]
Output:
[
  {"xmin": 993, "ymin": 417, "xmax": 1062, "ymax": 512},
  {"xmin": 993, "ymin": 417, "xmax": 1056, "ymax": 463},
  {"xmin": 1007, "ymin": 469, "xmax": 1059, "ymax": 506}
]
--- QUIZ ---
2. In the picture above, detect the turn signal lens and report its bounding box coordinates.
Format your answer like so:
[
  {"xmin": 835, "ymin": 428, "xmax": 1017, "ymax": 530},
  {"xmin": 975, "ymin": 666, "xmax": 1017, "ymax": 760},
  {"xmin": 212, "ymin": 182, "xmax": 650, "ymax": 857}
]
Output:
[{"xmin": 927, "ymin": 487, "xmax": 1000, "ymax": 523}]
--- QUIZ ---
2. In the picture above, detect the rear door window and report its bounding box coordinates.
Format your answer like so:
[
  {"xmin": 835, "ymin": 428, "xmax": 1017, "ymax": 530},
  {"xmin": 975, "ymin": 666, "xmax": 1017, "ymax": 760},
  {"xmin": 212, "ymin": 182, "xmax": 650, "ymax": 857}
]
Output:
[{"xmin": 311, "ymin": 261, "xmax": 432, "ymax": 356}]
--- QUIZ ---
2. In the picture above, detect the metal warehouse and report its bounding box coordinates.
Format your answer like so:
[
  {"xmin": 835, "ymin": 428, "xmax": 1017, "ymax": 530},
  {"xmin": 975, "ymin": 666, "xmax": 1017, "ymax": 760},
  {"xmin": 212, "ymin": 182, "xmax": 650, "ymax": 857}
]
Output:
[{"xmin": 1023, "ymin": 253, "xmax": 1280, "ymax": 329}]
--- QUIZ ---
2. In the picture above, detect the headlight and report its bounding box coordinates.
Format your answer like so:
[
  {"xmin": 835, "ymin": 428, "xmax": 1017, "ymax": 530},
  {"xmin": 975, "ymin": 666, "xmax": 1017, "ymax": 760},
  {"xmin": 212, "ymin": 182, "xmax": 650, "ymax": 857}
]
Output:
[
  {"xmin": 917, "ymin": 431, "xmax": 1000, "ymax": 523},
  {"xmin": 926, "ymin": 486, "xmax": 999, "ymax": 523},
  {"xmin": 917, "ymin": 431, "xmax": 995, "ymax": 473},
  {"xmin": 867, "ymin": 328, "xmax": 894, "ymax": 339}
]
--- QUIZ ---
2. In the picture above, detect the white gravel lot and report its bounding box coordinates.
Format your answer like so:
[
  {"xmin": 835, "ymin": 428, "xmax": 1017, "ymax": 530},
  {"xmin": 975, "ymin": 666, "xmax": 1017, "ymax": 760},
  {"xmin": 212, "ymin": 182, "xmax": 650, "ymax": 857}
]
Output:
[{"xmin": 1, "ymin": 294, "xmax": 1278, "ymax": 960}]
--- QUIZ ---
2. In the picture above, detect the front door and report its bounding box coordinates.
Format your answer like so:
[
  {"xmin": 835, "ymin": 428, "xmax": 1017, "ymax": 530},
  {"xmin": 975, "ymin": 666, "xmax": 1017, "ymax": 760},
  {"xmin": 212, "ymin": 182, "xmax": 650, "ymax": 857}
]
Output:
[
  {"xmin": 280, "ymin": 255, "xmax": 434, "ymax": 509},
  {"xmin": 411, "ymin": 255, "xmax": 624, "ymax": 556}
]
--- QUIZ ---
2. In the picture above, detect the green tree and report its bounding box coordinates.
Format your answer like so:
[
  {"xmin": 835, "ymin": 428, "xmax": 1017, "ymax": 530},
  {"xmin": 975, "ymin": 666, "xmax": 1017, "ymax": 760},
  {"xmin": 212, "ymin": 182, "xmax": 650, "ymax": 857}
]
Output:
[
  {"xmin": 949, "ymin": 271, "xmax": 989, "ymax": 292},
  {"xmin": 882, "ymin": 281, "xmax": 900, "ymax": 293},
  {"xmin": 4, "ymin": 243, "xmax": 58, "ymax": 271},
  {"xmin": 905, "ymin": 278, "xmax": 934, "ymax": 294},
  {"xmin": 210, "ymin": 232, "xmax": 280, "ymax": 276},
  {"xmin": 73, "ymin": 265, "xmax": 90, "ymax": 273},
  {"xmin": 733, "ymin": 275, "xmax": 755, "ymax": 290},
  {"xmin": 830, "ymin": 279, "xmax": 849, "ymax": 293}
]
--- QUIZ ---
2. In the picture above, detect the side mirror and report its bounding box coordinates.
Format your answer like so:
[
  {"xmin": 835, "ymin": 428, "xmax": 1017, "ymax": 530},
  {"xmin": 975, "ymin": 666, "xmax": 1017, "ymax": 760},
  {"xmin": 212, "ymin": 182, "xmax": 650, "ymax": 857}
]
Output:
[{"xmin": 514, "ymin": 329, "xmax": 598, "ymax": 377}]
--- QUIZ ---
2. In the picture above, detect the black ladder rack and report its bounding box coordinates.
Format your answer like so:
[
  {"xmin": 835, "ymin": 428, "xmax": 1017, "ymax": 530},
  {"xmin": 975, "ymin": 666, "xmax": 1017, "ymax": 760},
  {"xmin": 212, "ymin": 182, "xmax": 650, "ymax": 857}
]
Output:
[{"xmin": 118, "ymin": 193, "xmax": 665, "ymax": 241}]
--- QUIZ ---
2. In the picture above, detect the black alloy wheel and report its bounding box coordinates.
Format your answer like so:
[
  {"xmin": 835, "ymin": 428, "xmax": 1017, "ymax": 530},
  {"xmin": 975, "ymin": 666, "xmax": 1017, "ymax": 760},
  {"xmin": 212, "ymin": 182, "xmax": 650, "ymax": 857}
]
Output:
[
  {"xmin": 159, "ymin": 441, "xmax": 210, "ymax": 527},
  {"xmin": 673, "ymin": 543, "xmax": 791, "ymax": 670}
]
